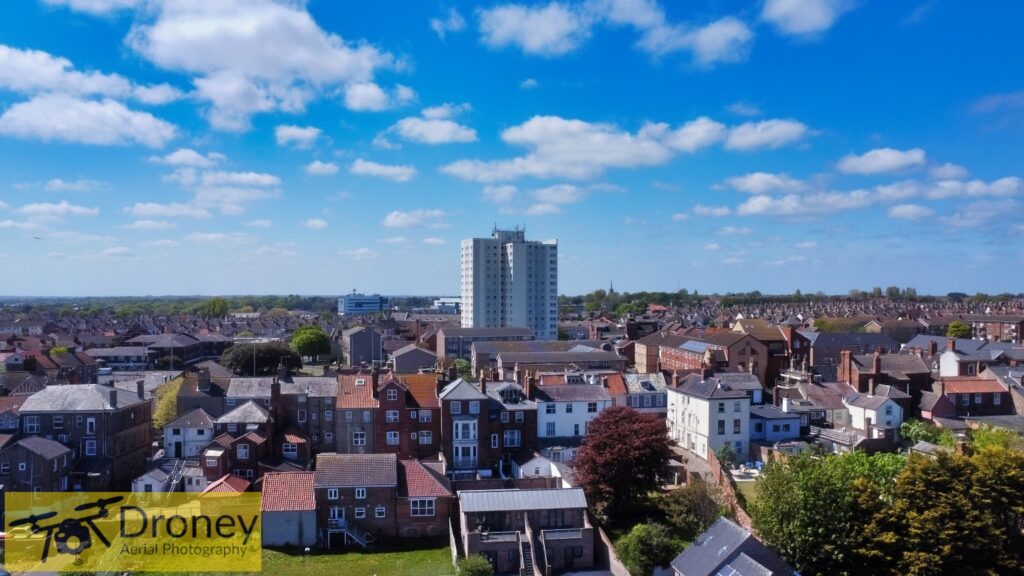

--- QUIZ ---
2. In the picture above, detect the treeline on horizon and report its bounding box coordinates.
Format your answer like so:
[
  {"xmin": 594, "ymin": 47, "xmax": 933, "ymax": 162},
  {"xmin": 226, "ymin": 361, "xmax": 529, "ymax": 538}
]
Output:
[{"xmin": 1, "ymin": 288, "xmax": 1022, "ymax": 319}]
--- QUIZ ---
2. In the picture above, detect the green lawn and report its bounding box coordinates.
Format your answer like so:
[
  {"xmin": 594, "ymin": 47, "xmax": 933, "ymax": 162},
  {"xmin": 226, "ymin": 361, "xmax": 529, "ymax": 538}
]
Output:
[
  {"xmin": 135, "ymin": 544, "xmax": 454, "ymax": 576},
  {"xmin": 734, "ymin": 481, "xmax": 760, "ymax": 508}
]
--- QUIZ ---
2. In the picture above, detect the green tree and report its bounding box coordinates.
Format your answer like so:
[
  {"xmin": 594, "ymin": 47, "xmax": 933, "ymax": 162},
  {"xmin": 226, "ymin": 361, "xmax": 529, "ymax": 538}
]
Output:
[
  {"xmin": 453, "ymin": 359, "xmax": 473, "ymax": 380},
  {"xmin": 221, "ymin": 342, "xmax": 302, "ymax": 376},
  {"xmin": 457, "ymin": 554, "xmax": 494, "ymax": 576},
  {"xmin": 617, "ymin": 522, "xmax": 684, "ymax": 576},
  {"xmin": 970, "ymin": 424, "xmax": 1024, "ymax": 451},
  {"xmin": 946, "ymin": 320, "xmax": 972, "ymax": 339},
  {"xmin": 202, "ymin": 297, "xmax": 229, "ymax": 318},
  {"xmin": 715, "ymin": 445, "xmax": 738, "ymax": 468},
  {"xmin": 152, "ymin": 376, "xmax": 182, "ymax": 430},
  {"xmin": 572, "ymin": 407, "xmax": 672, "ymax": 521},
  {"xmin": 899, "ymin": 419, "xmax": 956, "ymax": 447},
  {"xmin": 289, "ymin": 325, "xmax": 332, "ymax": 361},
  {"xmin": 49, "ymin": 346, "xmax": 70, "ymax": 355},
  {"xmin": 659, "ymin": 477, "xmax": 729, "ymax": 540}
]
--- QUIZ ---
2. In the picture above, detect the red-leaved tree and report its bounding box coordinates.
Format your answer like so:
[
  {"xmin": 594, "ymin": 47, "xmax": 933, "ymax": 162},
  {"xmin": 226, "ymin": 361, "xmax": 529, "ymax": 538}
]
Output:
[{"xmin": 572, "ymin": 406, "xmax": 671, "ymax": 521}]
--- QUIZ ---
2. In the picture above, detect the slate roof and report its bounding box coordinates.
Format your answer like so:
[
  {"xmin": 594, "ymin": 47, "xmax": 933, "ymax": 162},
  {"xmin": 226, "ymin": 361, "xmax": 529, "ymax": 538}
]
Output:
[
  {"xmin": 226, "ymin": 377, "xmax": 274, "ymax": 399},
  {"xmin": 534, "ymin": 384, "xmax": 611, "ymax": 403},
  {"xmin": 459, "ymin": 488, "xmax": 587, "ymax": 513},
  {"xmin": 918, "ymin": 391, "xmax": 944, "ymax": 412},
  {"xmin": 439, "ymin": 378, "xmax": 487, "ymax": 401},
  {"xmin": 675, "ymin": 374, "xmax": 748, "ymax": 400},
  {"xmin": 750, "ymin": 404, "xmax": 797, "ymax": 420},
  {"xmin": 166, "ymin": 407, "xmax": 215, "ymax": 429},
  {"xmin": 215, "ymin": 401, "xmax": 270, "ymax": 424},
  {"xmin": 20, "ymin": 384, "xmax": 148, "ymax": 412},
  {"xmin": 803, "ymin": 381, "xmax": 854, "ymax": 411},
  {"xmin": 280, "ymin": 376, "xmax": 337, "ymax": 398},
  {"xmin": 392, "ymin": 343, "xmax": 437, "ymax": 358},
  {"xmin": 398, "ymin": 459, "xmax": 452, "ymax": 498},
  {"xmin": 671, "ymin": 517, "xmax": 795, "ymax": 576},
  {"xmin": 905, "ymin": 335, "xmax": 983, "ymax": 353},
  {"xmin": 873, "ymin": 384, "xmax": 912, "ymax": 400},
  {"xmin": 17, "ymin": 435, "xmax": 71, "ymax": 459},
  {"xmin": 808, "ymin": 331, "xmax": 900, "ymax": 352},
  {"xmin": 713, "ymin": 372, "xmax": 763, "ymax": 392},
  {"xmin": 314, "ymin": 453, "xmax": 398, "ymax": 487},
  {"xmin": 261, "ymin": 472, "xmax": 316, "ymax": 512},
  {"xmin": 843, "ymin": 392, "xmax": 894, "ymax": 411},
  {"xmin": 851, "ymin": 353, "xmax": 930, "ymax": 380}
]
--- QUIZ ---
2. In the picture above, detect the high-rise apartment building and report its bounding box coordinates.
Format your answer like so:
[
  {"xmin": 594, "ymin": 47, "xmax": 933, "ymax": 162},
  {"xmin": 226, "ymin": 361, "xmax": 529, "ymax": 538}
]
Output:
[{"xmin": 460, "ymin": 228, "xmax": 558, "ymax": 340}]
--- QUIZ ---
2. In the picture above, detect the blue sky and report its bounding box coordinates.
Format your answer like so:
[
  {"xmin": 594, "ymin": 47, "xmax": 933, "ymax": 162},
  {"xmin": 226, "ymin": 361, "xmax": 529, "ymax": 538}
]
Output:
[{"xmin": 1, "ymin": 0, "xmax": 1022, "ymax": 297}]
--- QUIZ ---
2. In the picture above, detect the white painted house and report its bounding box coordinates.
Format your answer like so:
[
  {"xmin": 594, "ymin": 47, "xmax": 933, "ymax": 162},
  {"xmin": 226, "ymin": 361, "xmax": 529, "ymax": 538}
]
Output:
[
  {"xmin": 534, "ymin": 381, "xmax": 613, "ymax": 443},
  {"xmin": 666, "ymin": 374, "xmax": 751, "ymax": 461},
  {"xmin": 163, "ymin": 408, "xmax": 214, "ymax": 458},
  {"xmin": 842, "ymin": 392, "xmax": 903, "ymax": 437}
]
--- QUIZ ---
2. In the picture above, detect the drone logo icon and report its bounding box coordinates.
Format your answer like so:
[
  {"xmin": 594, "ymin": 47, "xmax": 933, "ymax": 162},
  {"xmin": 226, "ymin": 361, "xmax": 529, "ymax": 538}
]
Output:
[{"xmin": 8, "ymin": 495, "xmax": 124, "ymax": 563}]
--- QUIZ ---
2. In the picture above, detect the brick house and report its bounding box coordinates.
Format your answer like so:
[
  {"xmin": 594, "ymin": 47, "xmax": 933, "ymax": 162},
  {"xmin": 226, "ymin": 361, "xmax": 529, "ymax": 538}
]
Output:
[
  {"xmin": 964, "ymin": 314, "xmax": 1024, "ymax": 343},
  {"xmin": 0, "ymin": 436, "xmax": 72, "ymax": 492},
  {"xmin": 279, "ymin": 374, "xmax": 338, "ymax": 455},
  {"xmin": 838, "ymin": 350, "xmax": 932, "ymax": 399},
  {"xmin": 18, "ymin": 383, "xmax": 151, "ymax": 490},
  {"xmin": 634, "ymin": 332, "xmax": 689, "ymax": 374},
  {"xmin": 336, "ymin": 373, "xmax": 379, "ymax": 454},
  {"xmin": 936, "ymin": 377, "xmax": 1013, "ymax": 417},
  {"xmin": 373, "ymin": 374, "xmax": 442, "ymax": 460}
]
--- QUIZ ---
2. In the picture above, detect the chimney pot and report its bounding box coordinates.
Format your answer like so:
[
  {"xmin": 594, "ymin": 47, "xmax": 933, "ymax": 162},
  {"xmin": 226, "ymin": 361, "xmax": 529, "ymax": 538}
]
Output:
[
  {"xmin": 109, "ymin": 389, "xmax": 118, "ymax": 408},
  {"xmin": 479, "ymin": 369, "xmax": 488, "ymax": 395},
  {"xmin": 137, "ymin": 379, "xmax": 145, "ymax": 399}
]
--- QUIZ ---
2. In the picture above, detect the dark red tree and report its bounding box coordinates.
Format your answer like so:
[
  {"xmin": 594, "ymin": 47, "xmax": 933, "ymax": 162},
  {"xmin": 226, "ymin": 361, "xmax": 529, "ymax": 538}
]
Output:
[{"xmin": 572, "ymin": 406, "xmax": 672, "ymax": 520}]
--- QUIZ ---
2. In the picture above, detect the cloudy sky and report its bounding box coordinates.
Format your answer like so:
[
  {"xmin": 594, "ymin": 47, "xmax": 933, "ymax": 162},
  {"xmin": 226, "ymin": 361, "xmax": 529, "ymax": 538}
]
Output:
[{"xmin": 1, "ymin": 0, "xmax": 1022, "ymax": 297}]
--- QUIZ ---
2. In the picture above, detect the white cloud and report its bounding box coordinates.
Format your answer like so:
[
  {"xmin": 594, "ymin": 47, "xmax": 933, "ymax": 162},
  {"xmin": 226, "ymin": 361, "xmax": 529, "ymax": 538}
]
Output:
[
  {"xmin": 381, "ymin": 236, "xmax": 408, "ymax": 244},
  {"xmin": 42, "ymin": 0, "xmax": 139, "ymax": 15},
  {"xmin": 252, "ymin": 244, "xmax": 300, "ymax": 257},
  {"xmin": 663, "ymin": 116, "xmax": 727, "ymax": 152},
  {"xmin": 133, "ymin": 83, "xmax": 186, "ymax": 105},
  {"xmin": 525, "ymin": 203, "xmax": 562, "ymax": 216},
  {"xmin": 149, "ymin": 148, "xmax": 223, "ymax": 168},
  {"xmin": 533, "ymin": 184, "xmax": 586, "ymax": 204},
  {"xmin": 143, "ymin": 239, "xmax": 180, "ymax": 248},
  {"xmin": 303, "ymin": 218, "xmax": 328, "ymax": 230},
  {"xmin": 0, "ymin": 94, "xmax": 177, "ymax": 148},
  {"xmin": 431, "ymin": 7, "xmax": 466, "ymax": 39},
  {"xmin": 245, "ymin": 219, "xmax": 272, "ymax": 228},
  {"xmin": 350, "ymin": 159, "xmax": 416, "ymax": 182},
  {"xmin": 305, "ymin": 160, "xmax": 340, "ymax": 176},
  {"xmin": 275, "ymin": 124, "xmax": 321, "ymax": 148},
  {"xmin": 392, "ymin": 117, "xmax": 477, "ymax": 144},
  {"xmin": 703, "ymin": 242, "xmax": 721, "ymax": 250},
  {"xmin": 422, "ymin": 102, "xmax": 471, "ymax": 119},
  {"xmin": 520, "ymin": 78, "xmax": 539, "ymax": 89},
  {"xmin": 343, "ymin": 82, "xmax": 390, "ymax": 112},
  {"xmin": 125, "ymin": 219, "xmax": 176, "ymax": 230},
  {"xmin": 341, "ymin": 247, "xmax": 378, "ymax": 261},
  {"xmin": 423, "ymin": 237, "xmax": 446, "ymax": 245},
  {"xmin": 202, "ymin": 171, "xmax": 280, "ymax": 187},
  {"xmin": 127, "ymin": 0, "xmax": 395, "ymax": 130},
  {"xmin": 478, "ymin": 2, "xmax": 591, "ymax": 56},
  {"xmin": 676, "ymin": 17, "xmax": 753, "ymax": 66},
  {"xmin": 718, "ymin": 225, "xmax": 752, "ymax": 235},
  {"xmin": 483, "ymin": 185, "xmax": 517, "ymax": 204},
  {"xmin": 794, "ymin": 240, "xmax": 817, "ymax": 249},
  {"xmin": 45, "ymin": 178, "xmax": 103, "ymax": 192},
  {"xmin": 191, "ymin": 186, "xmax": 280, "ymax": 215},
  {"xmin": 382, "ymin": 209, "xmax": 446, "ymax": 228},
  {"xmin": 94, "ymin": 246, "xmax": 139, "ymax": 260},
  {"xmin": 929, "ymin": 162, "xmax": 968, "ymax": 180},
  {"xmin": 887, "ymin": 204, "xmax": 934, "ymax": 220},
  {"xmin": 19, "ymin": 201, "xmax": 99, "ymax": 218},
  {"xmin": 671, "ymin": 213, "xmax": 690, "ymax": 221},
  {"xmin": 725, "ymin": 119, "xmax": 808, "ymax": 150},
  {"xmin": 0, "ymin": 220, "xmax": 40, "ymax": 229},
  {"xmin": 761, "ymin": 0, "xmax": 855, "ymax": 36},
  {"xmin": 0, "ymin": 200, "xmax": 7, "ymax": 210},
  {"xmin": 737, "ymin": 190, "xmax": 874, "ymax": 216},
  {"xmin": 941, "ymin": 200, "xmax": 1018, "ymax": 228},
  {"xmin": 724, "ymin": 172, "xmax": 807, "ymax": 194},
  {"xmin": 186, "ymin": 231, "xmax": 256, "ymax": 244},
  {"xmin": 838, "ymin": 147, "xmax": 927, "ymax": 174},
  {"xmin": 727, "ymin": 102, "xmax": 761, "ymax": 117},
  {"xmin": 694, "ymin": 204, "xmax": 731, "ymax": 217},
  {"xmin": 125, "ymin": 202, "xmax": 211, "ymax": 219},
  {"xmin": 924, "ymin": 177, "xmax": 1022, "ymax": 200}
]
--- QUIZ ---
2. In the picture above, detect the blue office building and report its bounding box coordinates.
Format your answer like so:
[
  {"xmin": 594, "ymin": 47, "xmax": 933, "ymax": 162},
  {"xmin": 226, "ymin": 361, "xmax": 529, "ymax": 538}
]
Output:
[{"xmin": 337, "ymin": 292, "xmax": 389, "ymax": 315}]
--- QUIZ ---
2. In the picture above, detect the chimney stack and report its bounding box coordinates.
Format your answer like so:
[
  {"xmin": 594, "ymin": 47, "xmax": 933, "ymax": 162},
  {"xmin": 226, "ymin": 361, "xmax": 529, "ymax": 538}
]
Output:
[
  {"xmin": 525, "ymin": 371, "xmax": 536, "ymax": 400},
  {"xmin": 868, "ymin": 377, "xmax": 875, "ymax": 396},
  {"xmin": 137, "ymin": 379, "xmax": 145, "ymax": 399},
  {"xmin": 479, "ymin": 369, "xmax": 488, "ymax": 395},
  {"xmin": 447, "ymin": 364, "xmax": 458, "ymax": 382},
  {"xmin": 872, "ymin": 351, "xmax": 882, "ymax": 375},
  {"xmin": 277, "ymin": 361, "xmax": 288, "ymax": 381},
  {"xmin": 109, "ymin": 389, "xmax": 118, "ymax": 408},
  {"xmin": 947, "ymin": 337, "xmax": 956, "ymax": 354},
  {"xmin": 371, "ymin": 365, "xmax": 380, "ymax": 388},
  {"xmin": 928, "ymin": 340, "xmax": 938, "ymax": 357}
]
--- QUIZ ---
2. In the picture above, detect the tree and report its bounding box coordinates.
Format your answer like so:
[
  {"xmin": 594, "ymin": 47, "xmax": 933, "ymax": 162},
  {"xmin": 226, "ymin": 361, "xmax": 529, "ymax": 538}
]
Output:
[
  {"xmin": 202, "ymin": 297, "xmax": 229, "ymax": 318},
  {"xmin": 221, "ymin": 342, "xmax": 302, "ymax": 376},
  {"xmin": 616, "ymin": 522, "xmax": 684, "ymax": 576},
  {"xmin": 152, "ymin": 376, "xmax": 182, "ymax": 430},
  {"xmin": 946, "ymin": 320, "xmax": 972, "ymax": 339},
  {"xmin": 453, "ymin": 359, "xmax": 473, "ymax": 380},
  {"xmin": 715, "ymin": 444, "xmax": 738, "ymax": 468},
  {"xmin": 572, "ymin": 406, "xmax": 671, "ymax": 521},
  {"xmin": 457, "ymin": 554, "xmax": 494, "ymax": 576},
  {"xmin": 659, "ymin": 478, "xmax": 729, "ymax": 540},
  {"xmin": 49, "ymin": 346, "xmax": 69, "ymax": 355},
  {"xmin": 970, "ymin": 424, "xmax": 1024, "ymax": 451},
  {"xmin": 289, "ymin": 325, "xmax": 332, "ymax": 361},
  {"xmin": 899, "ymin": 419, "xmax": 955, "ymax": 447},
  {"xmin": 885, "ymin": 286, "xmax": 901, "ymax": 299}
]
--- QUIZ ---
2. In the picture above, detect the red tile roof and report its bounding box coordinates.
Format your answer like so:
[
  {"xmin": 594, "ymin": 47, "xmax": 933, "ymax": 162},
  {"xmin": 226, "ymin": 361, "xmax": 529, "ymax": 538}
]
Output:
[
  {"xmin": 940, "ymin": 378, "xmax": 1007, "ymax": 394},
  {"xmin": 210, "ymin": 432, "xmax": 235, "ymax": 449},
  {"xmin": 282, "ymin": 426, "xmax": 308, "ymax": 444},
  {"xmin": 0, "ymin": 396, "xmax": 26, "ymax": 415},
  {"xmin": 603, "ymin": 373, "xmax": 627, "ymax": 396},
  {"xmin": 337, "ymin": 373, "xmax": 379, "ymax": 409},
  {"xmin": 240, "ymin": 431, "xmax": 267, "ymax": 445},
  {"xmin": 261, "ymin": 472, "xmax": 315, "ymax": 512},
  {"xmin": 399, "ymin": 459, "xmax": 452, "ymax": 498},
  {"xmin": 401, "ymin": 374, "xmax": 440, "ymax": 408},
  {"xmin": 202, "ymin": 474, "xmax": 251, "ymax": 493}
]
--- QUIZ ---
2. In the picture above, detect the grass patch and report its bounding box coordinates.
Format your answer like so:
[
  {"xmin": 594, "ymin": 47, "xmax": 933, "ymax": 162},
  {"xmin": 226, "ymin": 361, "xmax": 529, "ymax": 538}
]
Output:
[{"xmin": 734, "ymin": 480, "xmax": 759, "ymax": 508}]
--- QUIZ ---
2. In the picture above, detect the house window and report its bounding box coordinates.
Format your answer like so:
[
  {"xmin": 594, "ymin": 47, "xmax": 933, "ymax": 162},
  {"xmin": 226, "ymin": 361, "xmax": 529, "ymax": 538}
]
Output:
[
  {"xmin": 311, "ymin": 411, "xmax": 317, "ymax": 421},
  {"xmin": 546, "ymin": 422, "xmax": 556, "ymax": 437},
  {"xmin": 411, "ymin": 432, "xmax": 418, "ymax": 440},
  {"xmin": 345, "ymin": 411, "xmax": 353, "ymax": 422},
  {"xmin": 53, "ymin": 416, "xmax": 63, "ymax": 429},
  {"xmin": 226, "ymin": 398, "xmax": 236, "ymax": 407},
  {"xmin": 419, "ymin": 411, "xmax": 432, "ymax": 423},
  {"xmin": 25, "ymin": 416, "xmax": 39, "ymax": 434},
  {"xmin": 469, "ymin": 401, "xmax": 480, "ymax": 414},
  {"xmin": 325, "ymin": 410, "xmax": 333, "ymax": 422},
  {"xmin": 515, "ymin": 411, "xmax": 524, "ymax": 423},
  {"xmin": 356, "ymin": 488, "xmax": 366, "ymax": 499},
  {"xmin": 410, "ymin": 410, "xmax": 418, "ymax": 420},
  {"xmin": 386, "ymin": 410, "xmax": 399, "ymax": 423},
  {"xmin": 573, "ymin": 424, "xmax": 580, "ymax": 436},
  {"xmin": 717, "ymin": 420, "xmax": 725, "ymax": 435},
  {"xmin": 754, "ymin": 422, "xmax": 764, "ymax": 433},
  {"xmin": 491, "ymin": 434, "xmax": 498, "ymax": 448},
  {"xmin": 885, "ymin": 405, "xmax": 893, "ymax": 415},
  {"xmin": 733, "ymin": 419, "xmax": 741, "ymax": 434},
  {"xmin": 85, "ymin": 440, "xmax": 97, "ymax": 456},
  {"xmin": 353, "ymin": 432, "xmax": 366, "ymax": 446},
  {"xmin": 76, "ymin": 415, "xmax": 83, "ymax": 428},
  {"xmin": 282, "ymin": 443, "xmax": 297, "ymax": 458},
  {"xmin": 171, "ymin": 428, "xmax": 181, "ymax": 435},
  {"xmin": 733, "ymin": 402, "xmax": 740, "ymax": 413},
  {"xmin": 0, "ymin": 462, "xmax": 7, "ymax": 474},
  {"xmin": 386, "ymin": 431, "xmax": 399, "ymax": 445},
  {"xmin": 501, "ymin": 411, "xmax": 509, "ymax": 423},
  {"xmin": 328, "ymin": 488, "xmax": 339, "ymax": 500},
  {"xmin": 546, "ymin": 404, "xmax": 556, "ymax": 414},
  {"xmin": 375, "ymin": 505, "xmax": 386, "ymax": 518},
  {"xmin": 363, "ymin": 411, "xmax": 371, "ymax": 423},
  {"xmin": 967, "ymin": 364, "xmax": 976, "ymax": 375},
  {"xmin": 504, "ymin": 430, "xmax": 521, "ymax": 447},
  {"xmin": 205, "ymin": 458, "xmax": 217, "ymax": 468},
  {"xmin": 717, "ymin": 402, "xmax": 725, "ymax": 413},
  {"xmin": 962, "ymin": 394, "xmax": 970, "ymax": 406},
  {"xmin": 974, "ymin": 393, "xmax": 983, "ymax": 405},
  {"xmin": 18, "ymin": 463, "xmax": 26, "ymax": 471},
  {"xmin": 237, "ymin": 444, "xmax": 249, "ymax": 459},
  {"xmin": 450, "ymin": 401, "xmax": 461, "ymax": 415},
  {"xmin": 297, "ymin": 410, "xmax": 307, "ymax": 423},
  {"xmin": 419, "ymin": 431, "xmax": 432, "ymax": 444},
  {"xmin": 565, "ymin": 404, "xmax": 573, "ymax": 414},
  {"xmin": 354, "ymin": 508, "xmax": 366, "ymax": 519},
  {"xmin": 782, "ymin": 423, "xmax": 791, "ymax": 432},
  {"xmin": 387, "ymin": 389, "xmax": 398, "ymax": 401},
  {"xmin": 587, "ymin": 402, "xmax": 597, "ymax": 413},
  {"xmin": 994, "ymin": 394, "xmax": 1001, "ymax": 405},
  {"xmin": 410, "ymin": 498, "xmax": 435, "ymax": 517},
  {"xmin": 325, "ymin": 432, "xmax": 334, "ymax": 442},
  {"xmin": 227, "ymin": 424, "xmax": 238, "ymax": 433},
  {"xmin": 644, "ymin": 395, "xmax": 653, "ymax": 408}
]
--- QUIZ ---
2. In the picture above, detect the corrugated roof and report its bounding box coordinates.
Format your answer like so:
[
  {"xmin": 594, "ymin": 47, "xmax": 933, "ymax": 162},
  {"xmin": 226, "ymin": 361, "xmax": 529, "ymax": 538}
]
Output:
[{"xmin": 458, "ymin": 488, "xmax": 587, "ymax": 513}]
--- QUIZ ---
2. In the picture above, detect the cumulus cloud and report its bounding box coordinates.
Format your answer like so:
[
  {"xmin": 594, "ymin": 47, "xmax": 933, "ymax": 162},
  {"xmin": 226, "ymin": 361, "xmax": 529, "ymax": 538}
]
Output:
[
  {"xmin": 342, "ymin": 82, "xmax": 415, "ymax": 112},
  {"xmin": 479, "ymin": 2, "xmax": 591, "ymax": 56},
  {"xmin": 723, "ymin": 172, "xmax": 807, "ymax": 194},
  {"xmin": 391, "ymin": 116, "xmax": 477, "ymax": 144},
  {"xmin": 725, "ymin": 119, "xmax": 808, "ymax": 150},
  {"xmin": 244, "ymin": 219, "xmax": 272, "ymax": 228},
  {"xmin": 671, "ymin": 213, "xmax": 690, "ymax": 221},
  {"xmin": 125, "ymin": 219, "xmax": 177, "ymax": 230},
  {"xmin": 350, "ymin": 159, "xmax": 417, "ymax": 182},
  {"xmin": 483, "ymin": 185, "xmax": 517, "ymax": 204},
  {"xmin": 431, "ymin": 7, "xmax": 466, "ymax": 39},
  {"xmin": 202, "ymin": 170, "xmax": 280, "ymax": 187},
  {"xmin": 694, "ymin": 204, "xmax": 731, "ymax": 217},
  {"xmin": 125, "ymin": 202, "xmax": 211, "ymax": 219},
  {"xmin": 126, "ymin": 0, "xmax": 397, "ymax": 130},
  {"xmin": 718, "ymin": 226, "xmax": 752, "ymax": 235},
  {"xmin": 924, "ymin": 177, "xmax": 1022, "ymax": 200},
  {"xmin": 887, "ymin": 204, "xmax": 934, "ymax": 220},
  {"xmin": 275, "ymin": 124, "xmax": 321, "ymax": 148},
  {"xmin": 41, "ymin": 0, "xmax": 140, "ymax": 14},
  {"xmin": 149, "ymin": 148, "xmax": 224, "ymax": 168},
  {"xmin": 727, "ymin": 102, "xmax": 761, "ymax": 117},
  {"xmin": 737, "ymin": 190, "xmax": 876, "ymax": 216},
  {"xmin": 0, "ymin": 94, "xmax": 177, "ymax": 147},
  {"xmin": 838, "ymin": 147, "xmax": 927, "ymax": 174},
  {"xmin": 303, "ymin": 218, "xmax": 328, "ymax": 230},
  {"xmin": 382, "ymin": 209, "xmax": 446, "ymax": 228},
  {"xmin": 520, "ymin": 78, "xmax": 539, "ymax": 89},
  {"xmin": 341, "ymin": 247, "xmax": 378, "ymax": 261},
  {"xmin": 19, "ymin": 200, "xmax": 99, "ymax": 218},
  {"xmin": 941, "ymin": 200, "xmax": 1018, "ymax": 228},
  {"xmin": 305, "ymin": 160, "xmax": 340, "ymax": 176},
  {"xmin": 191, "ymin": 186, "xmax": 280, "ymax": 215},
  {"xmin": 929, "ymin": 162, "xmax": 968, "ymax": 180},
  {"xmin": 186, "ymin": 231, "xmax": 256, "ymax": 244},
  {"xmin": 45, "ymin": 178, "xmax": 103, "ymax": 192},
  {"xmin": 761, "ymin": 0, "xmax": 856, "ymax": 36}
]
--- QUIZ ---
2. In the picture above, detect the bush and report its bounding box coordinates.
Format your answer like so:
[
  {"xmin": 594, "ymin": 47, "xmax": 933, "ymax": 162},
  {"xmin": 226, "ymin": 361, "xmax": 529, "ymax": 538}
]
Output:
[
  {"xmin": 457, "ymin": 554, "xmax": 494, "ymax": 576},
  {"xmin": 616, "ymin": 522, "xmax": 684, "ymax": 576}
]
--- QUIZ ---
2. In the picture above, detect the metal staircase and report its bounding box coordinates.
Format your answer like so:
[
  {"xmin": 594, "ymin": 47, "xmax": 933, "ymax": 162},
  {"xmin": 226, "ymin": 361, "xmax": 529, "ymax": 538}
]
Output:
[{"xmin": 520, "ymin": 539, "xmax": 534, "ymax": 575}]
